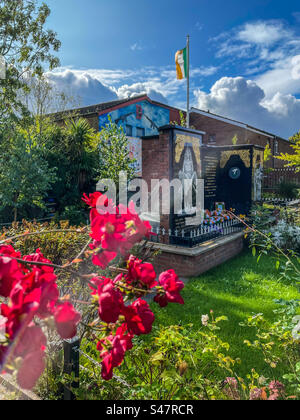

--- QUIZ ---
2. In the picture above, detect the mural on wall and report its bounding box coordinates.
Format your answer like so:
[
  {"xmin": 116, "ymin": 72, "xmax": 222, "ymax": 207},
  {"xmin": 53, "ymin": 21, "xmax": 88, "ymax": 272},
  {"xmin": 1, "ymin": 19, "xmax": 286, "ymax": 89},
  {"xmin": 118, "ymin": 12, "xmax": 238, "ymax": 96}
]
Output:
[
  {"xmin": 127, "ymin": 137, "xmax": 142, "ymax": 177},
  {"xmin": 99, "ymin": 100, "xmax": 170, "ymax": 137},
  {"xmin": 99, "ymin": 100, "xmax": 170, "ymax": 177}
]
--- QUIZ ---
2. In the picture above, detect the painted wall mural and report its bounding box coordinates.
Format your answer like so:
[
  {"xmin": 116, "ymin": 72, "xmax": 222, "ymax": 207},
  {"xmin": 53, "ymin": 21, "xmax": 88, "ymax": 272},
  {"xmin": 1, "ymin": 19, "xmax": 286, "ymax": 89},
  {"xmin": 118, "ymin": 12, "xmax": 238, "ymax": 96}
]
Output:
[
  {"xmin": 127, "ymin": 137, "xmax": 142, "ymax": 178},
  {"xmin": 99, "ymin": 100, "xmax": 170, "ymax": 137},
  {"xmin": 99, "ymin": 100, "xmax": 170, "ymax": 177}
]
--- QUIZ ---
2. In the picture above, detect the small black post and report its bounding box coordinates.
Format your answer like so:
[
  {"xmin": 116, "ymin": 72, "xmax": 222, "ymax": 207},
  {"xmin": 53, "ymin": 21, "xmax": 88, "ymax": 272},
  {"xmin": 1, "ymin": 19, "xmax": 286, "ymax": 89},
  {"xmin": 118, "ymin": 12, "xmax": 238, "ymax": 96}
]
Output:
[{"xmin": 63, "ymin": 336, "xmax": 80, "ymax": 400}]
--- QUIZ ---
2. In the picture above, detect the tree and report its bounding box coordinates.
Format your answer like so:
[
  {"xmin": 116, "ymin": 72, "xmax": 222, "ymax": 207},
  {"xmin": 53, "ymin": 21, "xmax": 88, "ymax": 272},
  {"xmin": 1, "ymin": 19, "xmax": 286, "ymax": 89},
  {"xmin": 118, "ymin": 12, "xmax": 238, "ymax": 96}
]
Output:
[
  {"xmin": 42, "ymin": 118, "xmax": 101, "ymax": 220},
  {"xmin": 232, "ymin": 135, "xmax": 238, "ymax": 145},
  {"xmin": 264, "ymin": 143, "xmax": 272, "ymax": 162},
  {"xmin": 98, "ymin": 118, "xmax": 136, "ymax": 188},
  {"xmin": 0, "ymin": 123, "xmax": 56, "ymax": 222},
  {"xmin": 276, "ymin": 131, "xmax": 300, "ymax": 171},
  {"xmin": 20, "ymin": 73, "xmax": 81, "ymax": 125},
  {"xmin": 0, "ymin": 0, "xmax": 61, "ymax": 120}
]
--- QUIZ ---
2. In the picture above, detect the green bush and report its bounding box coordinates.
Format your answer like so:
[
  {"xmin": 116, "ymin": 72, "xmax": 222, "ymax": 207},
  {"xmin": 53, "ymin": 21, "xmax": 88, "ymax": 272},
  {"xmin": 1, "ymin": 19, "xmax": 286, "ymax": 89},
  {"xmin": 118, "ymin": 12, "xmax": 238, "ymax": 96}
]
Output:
[
  {"xmin": 1, "ymin": 220, "xmax": 89, "ymax": 265},
  {"xmin": 277, "ymin": 181, "xmax": 299, "ymax": 199}
]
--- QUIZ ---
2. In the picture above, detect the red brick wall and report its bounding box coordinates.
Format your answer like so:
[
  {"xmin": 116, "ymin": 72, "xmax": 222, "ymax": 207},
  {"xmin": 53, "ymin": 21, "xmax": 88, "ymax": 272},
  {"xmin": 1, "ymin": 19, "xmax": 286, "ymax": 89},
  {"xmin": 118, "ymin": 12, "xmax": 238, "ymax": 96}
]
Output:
[
  {"xmin": 190, "ymin": 112, "xmax": 248, "ymax": 146},
  {"xmin": 152, "ymin": 234, "xmax": 244, "ymax": 277},
  {"xmin": 169, "ymin": 108, "xmax": 183, "ymax": 125},
  {"xmin": 142, "ymin": 129, "xmax": 171, "ymax": 243},
  {"xmin": 190, "ymin": 112, "xmax": 294, "ymax": 170},
  {"xmin": 263, "ymin": 168, "xmax": 300, "ymax": 191}
]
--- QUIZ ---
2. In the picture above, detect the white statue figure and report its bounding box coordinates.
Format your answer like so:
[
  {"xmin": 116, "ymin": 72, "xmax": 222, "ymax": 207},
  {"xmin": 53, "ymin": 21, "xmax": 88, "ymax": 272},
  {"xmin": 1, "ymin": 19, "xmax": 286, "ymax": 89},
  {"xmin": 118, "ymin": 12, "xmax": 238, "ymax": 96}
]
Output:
[
  {"xmin": 178, "ymin": 147, "xmax": 198, "ymax": 215},
  {"xmin": 254, "ymin": 159, "xmax": 263, "ymax": 201}
]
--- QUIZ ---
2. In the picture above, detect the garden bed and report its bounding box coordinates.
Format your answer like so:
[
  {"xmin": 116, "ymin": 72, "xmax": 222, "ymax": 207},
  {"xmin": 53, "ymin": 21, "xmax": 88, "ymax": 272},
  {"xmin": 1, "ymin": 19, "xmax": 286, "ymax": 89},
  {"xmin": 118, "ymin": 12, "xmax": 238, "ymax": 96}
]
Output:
[{"xmin": 151, "ymin": 250, "xmax": 299, "ymax": 378}]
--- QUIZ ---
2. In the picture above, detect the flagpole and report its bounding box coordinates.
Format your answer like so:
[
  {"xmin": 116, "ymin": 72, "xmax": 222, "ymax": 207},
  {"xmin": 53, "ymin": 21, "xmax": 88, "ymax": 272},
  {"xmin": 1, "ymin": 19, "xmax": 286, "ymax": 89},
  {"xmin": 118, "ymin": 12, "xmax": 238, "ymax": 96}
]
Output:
[{"xmin": 186, "ymin": 34, "xmax": 190, "ymax": 128}]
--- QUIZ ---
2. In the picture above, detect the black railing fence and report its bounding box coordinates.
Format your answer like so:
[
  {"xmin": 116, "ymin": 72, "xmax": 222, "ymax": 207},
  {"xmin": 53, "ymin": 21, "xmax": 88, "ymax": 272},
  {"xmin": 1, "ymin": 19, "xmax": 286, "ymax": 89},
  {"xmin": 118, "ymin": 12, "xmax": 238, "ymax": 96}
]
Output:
[{"xmin": 149, "ymin": 219, "xmax": 245, "ymax": 247}]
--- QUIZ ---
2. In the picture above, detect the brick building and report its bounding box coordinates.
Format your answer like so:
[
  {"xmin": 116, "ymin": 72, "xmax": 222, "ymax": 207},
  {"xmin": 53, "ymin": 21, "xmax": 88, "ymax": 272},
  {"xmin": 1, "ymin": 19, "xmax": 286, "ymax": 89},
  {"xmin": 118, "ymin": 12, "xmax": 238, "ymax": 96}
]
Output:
[
  {"xmin": 52, "ymin": 94, "xmax": 295, "ymax": 171},
  {"xmin": 52, "ymin": 94, "xmax": 182, "ymax": 134},
  {"xmin": 189, "ymin": 108, "xmax": 293, "ymax": 169}
]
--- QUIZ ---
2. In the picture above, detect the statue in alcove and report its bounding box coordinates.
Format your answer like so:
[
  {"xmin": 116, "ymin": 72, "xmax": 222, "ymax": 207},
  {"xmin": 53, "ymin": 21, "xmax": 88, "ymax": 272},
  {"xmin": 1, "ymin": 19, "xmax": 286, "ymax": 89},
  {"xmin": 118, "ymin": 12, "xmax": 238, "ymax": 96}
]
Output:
[
  {"xmin": 254, "ymin": 155, "xmax": 263, "ymax": 201},
  {"xmin": 178, "ymin": 147, "xmax": 198, "ymax": 215}
]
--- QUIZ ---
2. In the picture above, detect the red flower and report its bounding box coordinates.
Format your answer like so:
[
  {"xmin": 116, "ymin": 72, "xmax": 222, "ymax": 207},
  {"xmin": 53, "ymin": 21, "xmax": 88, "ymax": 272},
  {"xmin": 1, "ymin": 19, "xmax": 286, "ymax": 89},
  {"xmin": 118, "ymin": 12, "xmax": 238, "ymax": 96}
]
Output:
[
  {"xmin": 0, "ymin": 256, "xmax": 22, "ymax": 298},
  {"xmin": 17, "ymin": 349, "xmax": 46, "ymax": 390},
  {"xmin": 1, "ymin": 284, "xmax": 40, "ymax": 338},
  {"xmin": 15, "ymin": 325, "xmax": 47, "ymax": 390},
  {"xmin": 122, "ymin": 298, "xmax": 155, "ymax": 335},
  {"xmin": 89, "ymin": 241, "xmax": 117, "ymax": 268},
  {"xmin": 17, "ymin": 263, "xmax": 59, "ymax": 320},
  {"xmin": 154, "ymin": 270, "xmax": 184, "ymax": 307},
  {"xmin": 0, "ymin": 245, "xmax": 21, "ymax": 258},
  {"xmin": 90, "ymin": 212, "xmax": 126, "ymax": 243},
  {"xmin": 89, "ymin": 276, "xmax": 107, "ymax": 292},
  {"xmin": 53, "ymin": 302, "xmax": 81, "ymax": 339},
  {"xmin": 97, "ymin": 325, "xmax": 133, "ymax": 380},
  {"xmin": 82, "ymin": 192, "xmax": 104, "ymax": 208},
  {"xmin": 97, "ymin": 279, "xmax": 124, "ymax": 324},
  {"xmin": 83, "ymin": 195, "xmax": 154, "ymax": 269},
  {"xmin": 22, "ymin": 249, "xmax": 54, "ymax": 273},
  {"xmin": 126, "ymin": 255, "xmax": 157, "ymax": 289},
  {"xmin": 0, "ymin": 244, "xmax": 81, "ymax": 390},
  {"xmin": 123, "ymin": 202, "xmax": 153, "ymax": 246}
]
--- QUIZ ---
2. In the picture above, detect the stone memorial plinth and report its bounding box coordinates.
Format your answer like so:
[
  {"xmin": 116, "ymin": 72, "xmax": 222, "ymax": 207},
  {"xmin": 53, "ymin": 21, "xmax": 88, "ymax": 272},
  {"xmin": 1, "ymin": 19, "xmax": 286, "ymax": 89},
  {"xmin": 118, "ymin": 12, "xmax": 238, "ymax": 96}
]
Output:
[{"xmin": 141, "ymin": 126, "xmax": 264, "ymax": 276}]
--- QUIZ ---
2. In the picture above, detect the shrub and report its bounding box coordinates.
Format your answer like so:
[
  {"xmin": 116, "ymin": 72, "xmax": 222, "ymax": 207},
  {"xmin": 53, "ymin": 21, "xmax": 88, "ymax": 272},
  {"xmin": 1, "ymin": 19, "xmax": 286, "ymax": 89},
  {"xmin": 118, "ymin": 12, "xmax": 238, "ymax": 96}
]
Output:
[
  {"xmin": 267, "ymin": 220, "xmax": 300, "ymax": 252},
  {"xmin": 277, "ymin": 181, "xmax": 299, "ymax": 199},
  {"xmin": 1, "ymin": 220, "xmax": 89, "ymax": 265}
]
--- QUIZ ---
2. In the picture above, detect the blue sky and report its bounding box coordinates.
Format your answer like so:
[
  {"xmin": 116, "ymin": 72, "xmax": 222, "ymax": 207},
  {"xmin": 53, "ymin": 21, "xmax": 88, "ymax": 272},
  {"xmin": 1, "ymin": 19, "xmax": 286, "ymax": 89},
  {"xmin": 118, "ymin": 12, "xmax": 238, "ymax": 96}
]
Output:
[{"xmin": 43, "ymin": 0, "xmax": 300, "ymax": 138}]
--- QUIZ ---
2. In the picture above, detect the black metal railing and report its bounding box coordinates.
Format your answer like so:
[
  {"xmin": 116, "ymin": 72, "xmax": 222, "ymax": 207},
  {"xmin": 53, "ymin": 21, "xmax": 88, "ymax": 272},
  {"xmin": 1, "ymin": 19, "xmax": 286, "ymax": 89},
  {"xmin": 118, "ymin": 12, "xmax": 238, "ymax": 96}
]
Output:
[{"xmin": 149, "ymin": 219, "xmax": 245, "ymax": 247}]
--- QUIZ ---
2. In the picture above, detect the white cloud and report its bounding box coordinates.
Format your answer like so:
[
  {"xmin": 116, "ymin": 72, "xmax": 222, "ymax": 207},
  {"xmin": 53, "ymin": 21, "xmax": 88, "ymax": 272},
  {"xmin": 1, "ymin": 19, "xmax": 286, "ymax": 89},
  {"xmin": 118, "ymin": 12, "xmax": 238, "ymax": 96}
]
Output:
[
  {"xmin": 212, "ymin": 19, "xmax": 300, "ymax": 76},
  {"xmin": 195, "ymin": 22, "xmax": 203, "ymax": 31},
  {"xmin": 237, "ymin": 21, "xmax": 291, "ymax": 45},
  {"xmin": 130, "ymin": 42, "xmax": 143, "ymax": 51},
  {"xmin": 262, "ymin": 92, "xmax": 300, "ymax": 117},
  {"xmin": 209, "ymin": 18, "xmax": 300, "ymax": 110},
  {"xmin": 46, "ymin": 64, "xmax": 216, "ymax": 110},
  {"xmin": 50, "ymin": 67, "xmax": 138, "ymax": 86},
  {"xmin": 194, "ymin": 77, "xmax": 265, "ymax": 120},
  {"xmin": 46, "ymin": 68, "xmax": 173, "ymax": 107},
  {"xmin": 117, "ymin": 82, "xmax": 168, "ymax": 104},
  {"xmin": 191, "ymin": 66, "xmax": 218, "ymax": 77},
  {"xmin": 46, "ymin": 70, "xmax": 118, "ymax": 107},
  {"xmin": 255, "ymin": 54, "xmax": 300, "ymax": 97},
  {"xmin": 194, "ymin": 76, "xmax": 300, "ymax": 138}
]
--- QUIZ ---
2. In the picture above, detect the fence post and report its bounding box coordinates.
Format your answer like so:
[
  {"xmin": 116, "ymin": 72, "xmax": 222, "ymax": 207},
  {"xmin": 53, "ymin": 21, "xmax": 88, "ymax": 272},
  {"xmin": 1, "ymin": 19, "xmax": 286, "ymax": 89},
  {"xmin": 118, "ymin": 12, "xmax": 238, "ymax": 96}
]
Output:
[{"xmin": 63, "ymin": 336, "xmax": 80, "ymax": 400}]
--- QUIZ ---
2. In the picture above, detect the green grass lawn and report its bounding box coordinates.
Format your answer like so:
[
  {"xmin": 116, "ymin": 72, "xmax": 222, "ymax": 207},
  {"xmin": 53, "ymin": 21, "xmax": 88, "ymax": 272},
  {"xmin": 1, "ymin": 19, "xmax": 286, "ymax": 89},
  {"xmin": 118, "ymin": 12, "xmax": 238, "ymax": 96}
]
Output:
[{"xmin": 151, "ymin": 250, "xmax": 299, "ymax": 378}]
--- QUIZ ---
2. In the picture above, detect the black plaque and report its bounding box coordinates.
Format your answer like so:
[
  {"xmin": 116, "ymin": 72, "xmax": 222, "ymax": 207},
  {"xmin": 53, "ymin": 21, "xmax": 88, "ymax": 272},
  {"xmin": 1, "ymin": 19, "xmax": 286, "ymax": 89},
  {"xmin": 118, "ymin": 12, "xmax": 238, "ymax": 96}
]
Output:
[{"xmin": 202, "ymin": 148, "xmax": 220, "ymax": 212}]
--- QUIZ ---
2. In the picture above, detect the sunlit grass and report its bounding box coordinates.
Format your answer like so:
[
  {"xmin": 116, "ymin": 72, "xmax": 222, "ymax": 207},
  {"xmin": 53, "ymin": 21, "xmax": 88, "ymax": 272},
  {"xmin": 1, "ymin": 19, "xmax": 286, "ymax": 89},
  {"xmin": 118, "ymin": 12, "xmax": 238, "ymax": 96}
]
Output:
[{"xmin": 151, "ymin": 250, "xmax": 299, "ymax": 378}]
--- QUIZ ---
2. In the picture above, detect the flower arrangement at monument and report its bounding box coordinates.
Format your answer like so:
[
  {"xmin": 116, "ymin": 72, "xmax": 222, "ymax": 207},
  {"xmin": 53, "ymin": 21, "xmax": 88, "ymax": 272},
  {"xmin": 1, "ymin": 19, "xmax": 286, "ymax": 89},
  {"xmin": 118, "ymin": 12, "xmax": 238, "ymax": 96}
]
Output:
[{"xmin": 0, "ymin": 192, "xmax": 184, "ymax": 389}]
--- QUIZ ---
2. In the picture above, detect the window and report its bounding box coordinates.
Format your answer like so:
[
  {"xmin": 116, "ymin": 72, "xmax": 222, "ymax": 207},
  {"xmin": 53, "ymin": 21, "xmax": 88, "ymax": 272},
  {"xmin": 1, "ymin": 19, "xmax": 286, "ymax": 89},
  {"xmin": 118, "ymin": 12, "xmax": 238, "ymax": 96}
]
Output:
[
  {"xmin": 274, "ymin": 140, "xmax": 279, "ymax": 155},
  {"xmin": 136, "ymin": 127, "xmax": 145, "ymax": 137},
  {"xmin": 125, "ymin": 125, "xmax": 133, "ymax": 137},
  {"xmin": 209, "ymin": 134, "xmax": 216, "ymax": 144}
]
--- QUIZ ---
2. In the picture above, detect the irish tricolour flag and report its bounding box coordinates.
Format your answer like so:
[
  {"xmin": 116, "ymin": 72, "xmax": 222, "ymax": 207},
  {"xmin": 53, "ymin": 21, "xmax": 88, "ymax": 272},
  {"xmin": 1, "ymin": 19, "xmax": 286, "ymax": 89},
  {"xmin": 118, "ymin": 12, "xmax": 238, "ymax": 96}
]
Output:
[{"xmin": 175, "ymin": 47, "xmax": 188, "ymax": 80}]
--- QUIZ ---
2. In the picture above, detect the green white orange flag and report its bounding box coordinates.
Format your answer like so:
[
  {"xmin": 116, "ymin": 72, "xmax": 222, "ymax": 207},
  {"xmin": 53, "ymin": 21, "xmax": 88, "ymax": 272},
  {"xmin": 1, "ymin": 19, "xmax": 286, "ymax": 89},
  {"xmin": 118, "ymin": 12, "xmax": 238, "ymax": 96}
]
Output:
[{"xmin": 175, "ymin": 47, "xmax": 188, "ymax": 79}]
